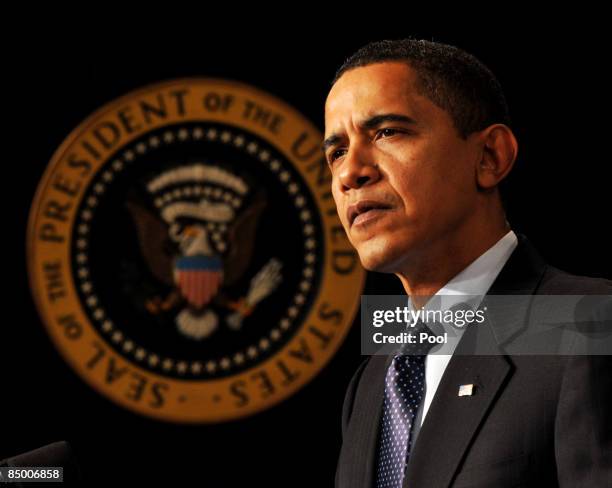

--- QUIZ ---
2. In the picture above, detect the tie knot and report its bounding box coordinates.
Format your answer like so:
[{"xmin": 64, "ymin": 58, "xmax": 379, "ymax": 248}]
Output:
[{"xmin": 396, "ymin": 318, "xmax": 440, "ymax": 357}]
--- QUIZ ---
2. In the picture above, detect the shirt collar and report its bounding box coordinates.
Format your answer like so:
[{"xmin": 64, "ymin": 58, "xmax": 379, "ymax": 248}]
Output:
[
  {"xmin": 437, "ymin": 229, "xmax": 518, "ymax": 298},
  {"xmin": 407, "ymin": 229, "xmax": 518, "ymax": 353}
]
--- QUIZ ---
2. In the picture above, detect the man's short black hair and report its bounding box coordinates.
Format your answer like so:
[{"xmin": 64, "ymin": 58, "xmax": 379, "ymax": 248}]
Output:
[{"xmin": 332, "ymin": 38, "xmax": 512, "ymax": 140}]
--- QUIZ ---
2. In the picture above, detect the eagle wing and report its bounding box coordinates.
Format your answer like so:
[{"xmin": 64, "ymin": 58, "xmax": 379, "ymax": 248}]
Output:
[
  {"xmin": 126, "ymin": 199, "xmax": 176, "ymax": 287},
  {"xmin": 223, "ymin": 191, "xmax": 267, "ymax": 286}
]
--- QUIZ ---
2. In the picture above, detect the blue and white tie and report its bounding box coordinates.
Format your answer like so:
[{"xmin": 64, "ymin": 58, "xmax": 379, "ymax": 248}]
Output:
[{"xmin": 374, "ymin": 321, "xmax": 437, "ymax": 488}]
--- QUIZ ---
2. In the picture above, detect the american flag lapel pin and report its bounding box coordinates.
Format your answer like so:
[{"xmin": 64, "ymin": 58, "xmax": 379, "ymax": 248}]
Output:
[{"xmin": 458, "ymin": 384, "xmax": 474, "ymax": 397}]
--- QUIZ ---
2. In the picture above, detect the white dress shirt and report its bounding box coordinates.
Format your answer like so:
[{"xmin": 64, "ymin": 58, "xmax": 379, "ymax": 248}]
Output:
[{"xmin": 409, "ymin": 229, "xmax": 518, "ymax": 445}]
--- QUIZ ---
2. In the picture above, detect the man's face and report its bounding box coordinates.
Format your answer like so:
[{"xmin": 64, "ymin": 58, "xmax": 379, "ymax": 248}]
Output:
[{"xmin": 324, "ymin": 62, "xmax": 483, "ymax": 272}]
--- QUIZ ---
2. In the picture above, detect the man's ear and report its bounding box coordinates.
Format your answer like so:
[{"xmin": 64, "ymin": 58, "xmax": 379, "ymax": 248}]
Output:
[{"xmin": 474, "ymin": 124, "xmax": 518, "ymax": 191}]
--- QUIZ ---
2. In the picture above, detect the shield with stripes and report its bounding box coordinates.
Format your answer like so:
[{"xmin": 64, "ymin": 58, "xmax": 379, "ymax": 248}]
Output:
[{"xmin": 174, "ymin": 254, "xmax": 224, "ymax": 309}]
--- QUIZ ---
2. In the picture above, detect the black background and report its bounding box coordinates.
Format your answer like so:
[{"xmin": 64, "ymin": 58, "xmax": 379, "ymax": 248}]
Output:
[{"xmin": 5, "ymin": 19, "xmax": 611, "ymax": 486}]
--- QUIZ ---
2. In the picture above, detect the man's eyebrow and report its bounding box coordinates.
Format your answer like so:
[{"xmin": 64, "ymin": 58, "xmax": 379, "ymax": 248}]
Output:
[
  {"xmin": 322, "ymin": 113, "xmax": 418, "ymax": 152},
  {"xmin": 322, "ymin": 134, "xmax": 343, "ymax": 153},
  {"xmin": 361, "ymin": 113, "xmax": 418, "ymax": 130}
]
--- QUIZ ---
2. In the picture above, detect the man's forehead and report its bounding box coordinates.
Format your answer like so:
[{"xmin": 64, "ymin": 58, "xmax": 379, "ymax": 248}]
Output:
[
  {"xmin": 324, "ymin": 63, "xmax": 422, "ymax": 131},
  {"xmin": 326, "ymin": 73, "xmax": 411, "ymax": 110}
]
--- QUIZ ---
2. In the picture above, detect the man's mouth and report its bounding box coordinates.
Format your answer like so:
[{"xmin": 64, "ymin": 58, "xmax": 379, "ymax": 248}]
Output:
[{"xmin": 347, "ymin": 200, "xmax": 393, "ymax": 227}]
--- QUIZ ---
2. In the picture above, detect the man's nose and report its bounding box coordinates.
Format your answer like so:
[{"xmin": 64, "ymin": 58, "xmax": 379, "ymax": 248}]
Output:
[{"xmin": 337, "ymin": 146, "xmax": 380, "ymax": 191}]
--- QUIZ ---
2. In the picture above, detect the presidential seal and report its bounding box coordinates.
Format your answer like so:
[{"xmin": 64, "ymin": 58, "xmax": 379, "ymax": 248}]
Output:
[{"xmin": 27, "ymin": 79, "xmax": 365, "ymax": 423}]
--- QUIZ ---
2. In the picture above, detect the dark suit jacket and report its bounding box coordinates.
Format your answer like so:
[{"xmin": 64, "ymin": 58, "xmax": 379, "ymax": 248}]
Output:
[{"xmin": 335, "ymin": 233, "xmax": 612, "ymax": 487}]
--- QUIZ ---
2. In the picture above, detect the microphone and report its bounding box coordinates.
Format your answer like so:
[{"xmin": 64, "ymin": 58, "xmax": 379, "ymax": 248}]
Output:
[{"xmin": 0, "ymin": 441, "xmax": 81, "ymax": 485}]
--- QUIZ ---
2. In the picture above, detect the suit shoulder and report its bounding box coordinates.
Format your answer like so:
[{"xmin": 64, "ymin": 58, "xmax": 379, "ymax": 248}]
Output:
[
  {"xmin": 347, "ymin": 357, "xmax": 371, "ymax": 391},
  {"xmin": 538, "ymin": 265, "xmax": 612, "ymax": 294}
]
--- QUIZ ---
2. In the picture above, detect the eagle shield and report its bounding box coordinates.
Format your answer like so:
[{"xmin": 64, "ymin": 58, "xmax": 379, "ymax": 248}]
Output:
[{"xmin": 174, "ymin": 254, "xmax": 223, "ymax": 309}]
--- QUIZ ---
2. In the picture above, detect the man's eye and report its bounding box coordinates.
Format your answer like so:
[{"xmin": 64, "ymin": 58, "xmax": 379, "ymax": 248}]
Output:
[
  {"xmin": 329, "ymin": 149, "xmax": 346, "ymax": 163},
  {"xmin": 377, "ymin": 128, "xmax": 401, "ymax": 139}
]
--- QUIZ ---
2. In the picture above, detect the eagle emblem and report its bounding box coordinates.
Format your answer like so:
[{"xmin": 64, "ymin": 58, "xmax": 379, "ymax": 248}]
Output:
[{"xmin": 126, "ymin": 163, "xmax": 282, "ymax": 340}]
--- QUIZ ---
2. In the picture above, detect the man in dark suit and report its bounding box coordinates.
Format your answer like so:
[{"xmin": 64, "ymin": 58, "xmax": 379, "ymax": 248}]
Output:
[{"xmin": 323, "ymin": 39, "xmax": 611, "ymax": 487}]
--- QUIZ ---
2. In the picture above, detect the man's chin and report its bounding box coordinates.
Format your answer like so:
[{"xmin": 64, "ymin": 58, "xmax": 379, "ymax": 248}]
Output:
[{"xmin": 357, "ymin": 247, "xmax": 405, "ymax": 274}]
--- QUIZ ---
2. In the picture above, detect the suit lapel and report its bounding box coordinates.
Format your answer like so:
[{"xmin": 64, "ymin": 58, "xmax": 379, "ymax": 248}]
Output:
[
  {"xmin": 401, "ymin": 232, "xmax": 548, "ymax": 487},
  {"xmin": 402, "ymin": 316, "xmax": 511, "ymax": 487}
]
